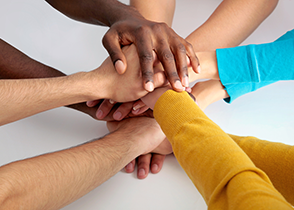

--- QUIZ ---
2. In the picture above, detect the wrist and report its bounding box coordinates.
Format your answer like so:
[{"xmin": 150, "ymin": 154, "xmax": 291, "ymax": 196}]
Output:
[
  {"xmin": 80, "ymin": 62, "xmax": 113, "ymax": 101},
  {"xmin": 189, "ymin": 51, "xmax": 219, "ymax": 83},
  {"xmin": 106, "ymin": 2, "xmax": 143, "ymax": 26}
]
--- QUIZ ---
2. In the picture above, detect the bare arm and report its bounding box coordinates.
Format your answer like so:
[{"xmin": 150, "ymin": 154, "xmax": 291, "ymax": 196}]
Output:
[
  {"xmin": 186, "ymin": 0, "xmax": 278, "ymax": 52},
  {"xmin": 0, "ymin": 45, "xmax": 165, "ymax": 126},
  {"xmin": 186, "ymin": 0, "xmax": 278, "ymax": 99},
  {"xmin": 0, "ymin": 117, "xmax": 165, "ymax": 210}
]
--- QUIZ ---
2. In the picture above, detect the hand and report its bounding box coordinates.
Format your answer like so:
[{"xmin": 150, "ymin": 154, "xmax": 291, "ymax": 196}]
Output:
[
  {"xmin": 88, "ymin": 44, "xmax": 167, "ymax": 103},
  {"xmin": 191, "ymin": 80, "xmax": 229, "ymax": 110},
  {"xmin": 87, "ymin": 99, "xmax": 151, "ymax": 121},
  {"xmin": 107, "ymin": 117, "xmax": 166, "ymax": 155},
  {"xmin": 141, "ymin": 86, "xmax": 172, "ymax": 110},
  {"xmin": 124, "ymin": 138, "xmax": 173, "ymax": 179},
  {"xmin": 189, "ymin": 51, "xmax": 220, "ymax": 83},
  {"xmin": 102, "ymin": 9, "xmax": 200, "ymax": 92}
]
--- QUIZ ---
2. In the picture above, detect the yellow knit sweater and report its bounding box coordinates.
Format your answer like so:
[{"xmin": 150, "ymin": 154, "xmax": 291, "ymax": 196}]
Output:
[{"xmin": 154, "ymin": 90, "xmax": 293, "ymax": 209}]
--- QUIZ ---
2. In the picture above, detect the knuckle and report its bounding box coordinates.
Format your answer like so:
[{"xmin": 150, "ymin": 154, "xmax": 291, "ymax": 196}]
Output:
[
  {"xmin": 168, "ymin": 71, "xmax": 179, "ymax": 79},
  {"xmin": 181, "ymin": 66, "xmax": 188, "ymax": 73},
  {"xmin": 185, "ymin": 42, "xmax": 194, "ymax": 52},
  {"xmin": 139, "ymin": 53, "xmax": 153, "ymax": 64},
  {"xmin": 152, "ymin": 22, "xmax": 166, "ymax": 32},
  {"xmin": 102, "ymin": 31, "xmax": 112, "ymax": 46},
  {"xmin": 161, "ymin": 50, "xmax": 174, "ymax": 62},
  {"xmin": 142, "ymin": 70, "xmax": 154, "ymax": 79},
  {"xmin": 177, "ymin": 43, "xmax": 186, "ymax": 54},
  {"xmin": 135, "ymin": 25, "xmax": 150, "ymax": 36},
  {"xmin": 158, "ymin": 38, "xmax": 166, "ymax": 46}
]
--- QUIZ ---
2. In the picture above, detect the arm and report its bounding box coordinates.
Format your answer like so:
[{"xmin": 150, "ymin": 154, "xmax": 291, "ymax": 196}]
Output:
[
  {"xmin": 45, "ymin": 0, "xmax": 199, "ymax": 91},
  {"xmin": 0, "ymin": 117, "xmax": 165, "ymax": 210},
  {"xmin": 186, "ymin": 0, "xmax": 278, "ymax": 83},
  {"xmin": 0, "ymin": 38, "xmax": 101, "ymax": 119},
  {"xmin": 142, "ymin": 90, "xmax": 292, "ymax": 209},
  {"xmin": 189, "ymin": 29, "xmax": 294, "ymax": 104},
  {"xmin": 0, "ymin": 45, "xmax": 166, "ymax": 126},
  {"xmin": 228, "ymin": 134, "xmax": 294, "ymax": 206}
]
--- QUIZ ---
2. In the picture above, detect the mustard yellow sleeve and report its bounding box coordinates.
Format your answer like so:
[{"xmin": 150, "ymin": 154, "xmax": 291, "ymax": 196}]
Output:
[
  {"xmin": 228, "ymin": 134, "xmax": 294, "ymax": 205},
  {"xmin": 153, "ymin": 90, "xmax": 292, "ymax": 210}
]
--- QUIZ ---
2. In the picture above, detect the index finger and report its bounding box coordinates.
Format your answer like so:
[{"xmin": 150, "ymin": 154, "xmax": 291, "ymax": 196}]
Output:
[{"xmin": 102, "ymin": 29, "xmax": 127, "ymax": 74}]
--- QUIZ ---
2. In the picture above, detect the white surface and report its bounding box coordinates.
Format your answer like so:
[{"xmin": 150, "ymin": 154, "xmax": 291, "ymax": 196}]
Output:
[{"xmin": 0, "ymin": 1, "xmax": 294, "ymax": 210}]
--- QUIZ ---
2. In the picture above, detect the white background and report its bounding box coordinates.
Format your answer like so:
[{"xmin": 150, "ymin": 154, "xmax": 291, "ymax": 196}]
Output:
[{"xmin": 0, "ymin": 0, "xmax": 293, "ymax": 209}]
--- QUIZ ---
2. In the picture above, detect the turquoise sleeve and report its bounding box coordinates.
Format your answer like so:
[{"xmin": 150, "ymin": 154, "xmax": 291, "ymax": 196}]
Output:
[{"xmin": 217, "ymin": 29, "xmax": 294, "ymax": 103}]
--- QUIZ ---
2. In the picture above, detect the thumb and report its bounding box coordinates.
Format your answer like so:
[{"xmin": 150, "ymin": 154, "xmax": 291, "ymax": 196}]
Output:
[{"xmin": 102, "ymin": 30, "xmax": 127, "ymax": 74}]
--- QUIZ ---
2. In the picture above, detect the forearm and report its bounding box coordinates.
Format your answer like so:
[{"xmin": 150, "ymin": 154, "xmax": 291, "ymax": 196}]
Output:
[
  {"xmin": 186, "ymin": 0, "xmax": 278, "ymax": 87},
  {"xmin": 0, "ymin": 39, "xmax": 100, "ymax": 119},
  {"xmin": 0, "ymin": 39, "xmax": 65, "ymax": 79},
  {"xmin": 0, "ymin": 131, "xmax": 140, "ymax": 210},
  {"xmin": 153, "ymin": 90, "xmax": 292, "ymax": 209},
  {"xmin": 186, "ymin": 0, "xmax": 278, "ymax": 52},
  {"xmin": 130, "ymin": 0, "xmax": 175, "ymax": 26},
  {"xmin": 45, "ymin": 0, "xmax": 140, "ymax": 26},
  {"xmin": 229, "ymin": 134, "xmax": 294, "ymax": 205},
  {"xmin": 217, "ymin": 38, "xmax": 294, "ymax": 85},
  {"xmin": 0, "ymin": 72, "xmax": 104, "ymax": 125}
]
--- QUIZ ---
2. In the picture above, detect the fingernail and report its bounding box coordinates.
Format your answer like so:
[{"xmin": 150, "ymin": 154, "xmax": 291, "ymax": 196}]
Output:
[
  {"xmin": 96, "ymin": 110, "xmax": 103, "ymax": 119},
  {"xmin": 113, "ymin": 111, "xmax": 122, "ymax": 120},
  {"xmin": 115, "ymin": 60, "xmax": 125, "ymax": 74},
  {"xmin": 174, "ymin": 80, "xmax": 184, "ymax": 91},
  {"xmin": 132, "ymin": 108, "xmax": 140, "ymax": 114},
  {"xmin": 126, "ymin": 162, "xmax": 133, "ymax": 171},
  {"xmin": 186, "ymin": 55, "xmax": 190, "ymax": 66},
  {"xmin": 197, "ymin": 65, "xmax": 201, "ymax": 73},
  {"xmin": 133, "ymin": 104, "xmax": 141, "ymax": 111},
  {"xmin": 145, "ymin": 81, "xmax": 154, "ymax": 92},
  {"xmin": 109, "ymin": 99, "xmax": 115, "ymax": 104},
  {"xmin": 138, "ymin": 169, "xmax": 145, "ymax": 177},
  {"xmin": 151, "ymin": 164, "xmax": 159, "ymax": 172},
  {"xmin": 86, "ymin": 101, "xmax": 93, "ymax": 107},
  {"xmin": 183, "ymin": 77, "xmax": 189, "ymax": 87}
]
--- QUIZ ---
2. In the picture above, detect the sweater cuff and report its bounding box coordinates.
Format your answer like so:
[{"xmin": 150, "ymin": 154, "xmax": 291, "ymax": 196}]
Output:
[{"xmin": 153, "ymin": 90, "xmax": 200, "ymax": 142}]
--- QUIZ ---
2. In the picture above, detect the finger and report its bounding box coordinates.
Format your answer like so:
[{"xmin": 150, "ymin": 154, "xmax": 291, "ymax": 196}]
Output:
[
  {"xmin": 133, "ymin": 100, "xmax": 146, "ymax": 112},
  {"xmin": 171, "ymin": 38, "xmax": 189, "ymax": 87},
  {"xmin": 137, "ymin": 153, "xmax": 152, "ymax": 179},
  {"xmin": 86, "ymin": 99, "xmax": 102, "ymax": 107},
  {"xmin": 112, "ymin": 102, "xmax": 134, "ymax": 121},
  {"xmin": 150, "ymin": 154, "xmax": 166, "ymax": 174},
  {"xmin": 184, "ymin": 41, "xmax": 201, "ymax": 74},
  {"xmin": 156, "ymin": 40, "xmax": 184, "ymax": 92},
  {"xmin": 135, "ymin": 30, "xmax": 155, "ymax": 92},
  {"xmin": 102, "ymin": 29, "xmax": 127, "ymax": 74},
  {"xmin": 124, "ymin": 159, "xmax": 136, "ymax": 173},
  {"xmin": 132, "ymin": 105, "xmax": 149, "ymax": 115},
  {"xmin": 153, "ymin": 67, "xmax": 168, "ymax": 88},
  {"xmin": 96, "ymin": 99, "xmax": 116, "ymax": 120},
  {"xmin": 153, "ymin": 50, "xmax": 160, "ymax": 66}
]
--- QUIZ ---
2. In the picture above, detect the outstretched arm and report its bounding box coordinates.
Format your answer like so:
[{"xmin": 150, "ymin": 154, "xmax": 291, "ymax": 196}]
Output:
[
  {"xmin": 0, "ymin": 45, "xmax": 166, "ymax": 126},
  {"xmin": 0, "ymin": 117, "xmax": 165, "ymax": 210},
  {"xmin": 186, "ymin": 0, "xmax": 278, "ymax": 83},
  {"xmin": 141, "ymin": 89, "xmax": 292, "ymax": 209}
]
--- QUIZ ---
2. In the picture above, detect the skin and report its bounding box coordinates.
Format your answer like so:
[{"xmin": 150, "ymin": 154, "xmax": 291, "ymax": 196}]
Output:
[
  {"xmin": 98, "ymin": 0, "xmax": 279, "ymax": 178},
  {"xmin": 101, "ymin": 0, "xmax": 279, "ymax": 119},
  {"xmin": 0, "ymin": 117, "xmax": 166, "ymax": 210},
  {"xmin": 45, "ymin": 0, "xmax": 199, "ymax": 91},
  {"xmin": 0, "ymin": 44, "xmax": 166, "ymax": 126},
  {"xmin": 117, "ymin": 0, "xmax": 177, "ymax": 179}
]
